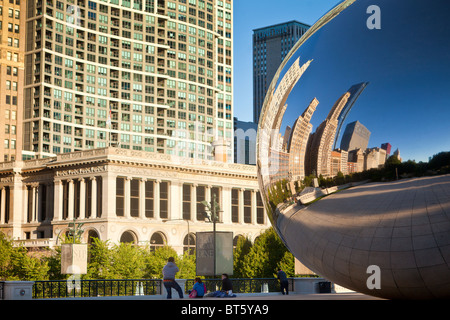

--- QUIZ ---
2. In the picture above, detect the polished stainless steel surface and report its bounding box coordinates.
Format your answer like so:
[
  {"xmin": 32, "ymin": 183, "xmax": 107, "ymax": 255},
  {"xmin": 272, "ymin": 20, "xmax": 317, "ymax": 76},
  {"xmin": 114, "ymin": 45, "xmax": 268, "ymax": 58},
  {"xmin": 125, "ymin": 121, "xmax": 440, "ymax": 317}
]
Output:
[{"xmin": 256, "ymin": 0, "xmax": 450, "ymax": 299}]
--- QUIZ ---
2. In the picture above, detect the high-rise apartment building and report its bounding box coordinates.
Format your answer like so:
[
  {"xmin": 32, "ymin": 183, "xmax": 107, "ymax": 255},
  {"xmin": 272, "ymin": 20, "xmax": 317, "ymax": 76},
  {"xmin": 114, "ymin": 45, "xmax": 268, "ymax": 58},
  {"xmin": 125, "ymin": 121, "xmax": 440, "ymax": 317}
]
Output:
[
  {"xmin": 22, "ymin": 0, "xmax": 234, "ymax": 161},
  {"xmin": 253, "ymin": 20, "xmax": 309, "ymax": 124},
  {"xmin": 0, "ymin": 0, "xmax": 26, "ymax": 162}
]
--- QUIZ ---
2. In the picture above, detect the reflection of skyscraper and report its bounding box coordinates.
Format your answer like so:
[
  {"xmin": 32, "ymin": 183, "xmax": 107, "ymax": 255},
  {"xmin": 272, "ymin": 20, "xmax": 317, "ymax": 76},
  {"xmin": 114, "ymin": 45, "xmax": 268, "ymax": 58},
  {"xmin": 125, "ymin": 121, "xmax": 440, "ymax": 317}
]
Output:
[
  {"xmin": 306, "ymin": 92, "xmax": 350, "ymax": 177},
  {"xmin": 257, "ymin": 57, "xmax": 312, "ymax": 189},
  {"xmin": 253, "ymin": 21, "xmax": 310, "ymax": 124},
  {"xmin": 333, "ymin": 82, "xmax": 369, "ymax": 149},
  {"xmin": 288, "ymin": 98, "xmax": 318, "ymax": 181},
  {"xmin": 340, "ymin": 121, "xmax": 371, "ymax": 152},
  {"xmin": 381, "ymin": 143, "xmax": 392, "ymax": 155}
]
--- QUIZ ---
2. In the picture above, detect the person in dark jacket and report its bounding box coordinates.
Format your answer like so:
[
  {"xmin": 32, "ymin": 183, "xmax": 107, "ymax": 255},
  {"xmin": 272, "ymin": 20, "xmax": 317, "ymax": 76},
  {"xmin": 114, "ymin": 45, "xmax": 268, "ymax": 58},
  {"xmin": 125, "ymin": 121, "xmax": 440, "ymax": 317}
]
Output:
[
  {"xmin": 162, "ymin": 257, "xmax": 184, "ymax": 299},
  {"xmin": 221, "ymin": 273, "xmax": 233, "ymax": 296},
  {"xmin": 277, "ymin": 268, "xmax": 289, "ymax": 295}
]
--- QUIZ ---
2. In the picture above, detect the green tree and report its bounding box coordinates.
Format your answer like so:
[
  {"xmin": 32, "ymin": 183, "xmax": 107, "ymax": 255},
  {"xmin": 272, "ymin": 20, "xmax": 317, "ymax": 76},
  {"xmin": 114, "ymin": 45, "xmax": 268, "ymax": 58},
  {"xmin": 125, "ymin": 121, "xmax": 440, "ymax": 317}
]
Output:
[
  {"xmin": 242, "ymin": 228, "xmax": 289, "ymax": 278},
  {"xmin": 0, "ymin": 232, "xmax": 49, "ymax": 281},
  {"xmin": 233, "ymin": 236, "xmax": 252, "ymax": 278}
]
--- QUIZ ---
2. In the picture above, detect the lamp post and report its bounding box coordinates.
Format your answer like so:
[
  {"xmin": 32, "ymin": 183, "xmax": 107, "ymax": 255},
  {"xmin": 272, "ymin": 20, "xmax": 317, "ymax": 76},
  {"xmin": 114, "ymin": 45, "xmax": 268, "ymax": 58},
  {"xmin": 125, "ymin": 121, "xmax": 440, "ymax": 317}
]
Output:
[
  {"xmin": 202, "ymin": 194, "xmax": 222, "ymax": 277},
  {"xmin": 162, "ymin": 218, "xmax": 191, "ymax": 254}
]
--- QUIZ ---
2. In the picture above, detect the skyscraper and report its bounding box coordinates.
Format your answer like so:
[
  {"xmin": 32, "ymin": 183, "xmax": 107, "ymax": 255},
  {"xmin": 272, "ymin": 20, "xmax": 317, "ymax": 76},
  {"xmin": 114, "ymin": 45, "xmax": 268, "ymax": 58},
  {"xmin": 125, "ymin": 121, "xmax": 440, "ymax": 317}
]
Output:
[
  {"xmin": 253, "ymin": 20, "xmax": 310, "ymax": 124},
  {"xmin": 22, "ymin": 0, "xmax": 234, "ymax": 161},
  {"xmin": 305, "ymin": 92, "xmax": 350, "ymax": 177},
  {"xmin": 333, "ymin": 82, "xmax": 369, "ymax": 149},
  {"xmin": 0, "ymin": 0, "xmax": 26, "ymax": 162},
  {"xmin": 339, "ymin": 120, "xmax": 371, "ymax": 152}
]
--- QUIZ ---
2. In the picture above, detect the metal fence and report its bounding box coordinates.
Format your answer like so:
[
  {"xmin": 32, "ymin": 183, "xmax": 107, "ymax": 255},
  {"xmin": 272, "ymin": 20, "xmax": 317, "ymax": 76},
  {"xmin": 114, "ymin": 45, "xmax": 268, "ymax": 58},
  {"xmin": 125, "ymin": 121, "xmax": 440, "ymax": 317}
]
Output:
[
  {"xmin": 0, "ymin": 282, "xmax": 4, "ymax": 300},
  {"xmin": 185, "ymin": 278, "xmax": 294, "ymax": 294},
  {"xmin": 33, "ymin": 278, "xmax": 294, "ymax": 299},
  {"xmin": 33, "ymin": 279, "xmax": 162, "ymax": 299}
]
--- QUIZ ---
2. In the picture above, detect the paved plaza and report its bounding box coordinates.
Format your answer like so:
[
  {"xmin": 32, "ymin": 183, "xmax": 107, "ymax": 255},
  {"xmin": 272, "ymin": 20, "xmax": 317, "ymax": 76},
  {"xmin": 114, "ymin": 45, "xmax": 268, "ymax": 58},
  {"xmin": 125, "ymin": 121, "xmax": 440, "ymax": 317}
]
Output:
[{"xmin": 278, "ymin": 175, "xmax": 450, "ymax": 299}]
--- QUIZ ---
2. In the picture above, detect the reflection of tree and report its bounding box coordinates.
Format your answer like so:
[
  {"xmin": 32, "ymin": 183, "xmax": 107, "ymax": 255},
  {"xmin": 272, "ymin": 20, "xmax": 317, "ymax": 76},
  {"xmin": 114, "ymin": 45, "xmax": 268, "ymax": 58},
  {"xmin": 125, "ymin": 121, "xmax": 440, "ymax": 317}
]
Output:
[{"xmin": 267, "ymin": 179, "xmax": 293, "ymax": 212}]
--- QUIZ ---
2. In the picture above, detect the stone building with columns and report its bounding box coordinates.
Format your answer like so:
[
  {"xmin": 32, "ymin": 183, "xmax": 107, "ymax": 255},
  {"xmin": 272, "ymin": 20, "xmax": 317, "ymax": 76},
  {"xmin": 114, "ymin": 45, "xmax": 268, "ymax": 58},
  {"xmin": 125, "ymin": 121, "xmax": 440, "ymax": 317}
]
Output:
[{"xmin": 0, "ymin": 147, "xmax": 270, "ymax": 254}]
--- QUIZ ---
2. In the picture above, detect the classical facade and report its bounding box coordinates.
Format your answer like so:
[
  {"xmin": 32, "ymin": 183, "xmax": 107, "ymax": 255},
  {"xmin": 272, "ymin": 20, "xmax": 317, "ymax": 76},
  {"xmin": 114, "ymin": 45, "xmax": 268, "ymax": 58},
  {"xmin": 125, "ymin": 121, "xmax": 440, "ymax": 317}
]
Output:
[{"xmin": 0, "ymin": 147, "xmax": 270, "ymax": 254}]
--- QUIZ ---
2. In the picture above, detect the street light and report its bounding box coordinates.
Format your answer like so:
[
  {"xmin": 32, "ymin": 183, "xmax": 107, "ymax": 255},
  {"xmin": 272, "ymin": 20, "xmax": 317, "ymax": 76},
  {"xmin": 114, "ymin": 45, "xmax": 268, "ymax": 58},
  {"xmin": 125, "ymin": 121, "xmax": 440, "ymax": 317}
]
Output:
[
  {"xmin": 201, "ymin": 194, "xmax": 222, "ymax": 277},
  {"xmin": 162, "ymin": 218, "xmax": 192, "ymax": 254}
]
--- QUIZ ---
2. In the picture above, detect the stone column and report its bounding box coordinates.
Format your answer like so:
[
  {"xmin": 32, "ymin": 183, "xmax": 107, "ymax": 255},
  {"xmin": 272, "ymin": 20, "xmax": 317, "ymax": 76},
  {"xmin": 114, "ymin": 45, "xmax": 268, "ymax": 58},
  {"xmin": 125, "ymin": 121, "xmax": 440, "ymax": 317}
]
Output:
[
  {"xmin": 79, "ymin": 178, "xmax": 86, "ymax": 220},
  {"xmin": 53, "ymin": 180, "xmax": 63, "ymax": 221},
  {"xmin": 90, "ymin": 177, "xmax": 97, "ymax": 219},
  {"xmin": 191, "ymin": 184, "xmax": 197, "ymax": 222},
  {"xmin": 67, "ymin": 179, "xmax": 74, "ymax": 221},
  {"xmin": 154, "ymin": 179, "xmax": 160, "ymax": 220},
  {"xmin": 221, "ymin": 186, "xmax": 232, "ymax": 224},
  {"xmin": 0, "ymin": 187, "xmax": 5, "ymax": 224},
  {"xmin": 102, "ymin": 171, "xmax": 116, "ymax": 219},
  {"xmin": 170, "ymin": 181, "xmax": 182, "ymax": 220},
  {"xmin": 31, "ymin": 185, "xmax": 37, "ymax": 222},
  {"xmin": 251, "ymin": 190, "xmax": 257, "ymax": 225},
  {"xmin": 238, "ymin": 188, "xmax": 244, "ymax": 224}
]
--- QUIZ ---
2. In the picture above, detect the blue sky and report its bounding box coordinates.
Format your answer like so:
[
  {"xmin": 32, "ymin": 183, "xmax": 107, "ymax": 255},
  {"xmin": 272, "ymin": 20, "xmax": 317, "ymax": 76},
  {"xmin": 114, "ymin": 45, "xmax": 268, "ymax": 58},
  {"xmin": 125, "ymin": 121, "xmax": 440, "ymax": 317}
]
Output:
[
  {"xmin": 233, "ymin": 0, "xmax": 339, "ymax": 122},
  {"xmin": 232, "ymin": 0, "xmax": 450, "ymax": 162}
]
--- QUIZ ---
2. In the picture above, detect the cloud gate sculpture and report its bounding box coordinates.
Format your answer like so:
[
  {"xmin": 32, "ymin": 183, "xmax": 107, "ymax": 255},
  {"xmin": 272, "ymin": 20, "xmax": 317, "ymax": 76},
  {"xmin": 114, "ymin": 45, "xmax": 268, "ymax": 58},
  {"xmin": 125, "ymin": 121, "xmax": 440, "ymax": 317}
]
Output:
[{"xmin": 256, "ymin": 0, "xmax": 450, "ymax": 299}]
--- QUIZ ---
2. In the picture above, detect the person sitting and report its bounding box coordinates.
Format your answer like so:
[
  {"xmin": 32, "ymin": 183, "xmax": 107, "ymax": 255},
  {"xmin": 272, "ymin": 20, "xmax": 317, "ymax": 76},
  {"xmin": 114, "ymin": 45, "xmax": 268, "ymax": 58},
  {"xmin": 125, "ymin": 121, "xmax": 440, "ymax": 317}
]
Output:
[{"xmin": 189, "ymin": 278, "xmax": 206, "ymax": 298}]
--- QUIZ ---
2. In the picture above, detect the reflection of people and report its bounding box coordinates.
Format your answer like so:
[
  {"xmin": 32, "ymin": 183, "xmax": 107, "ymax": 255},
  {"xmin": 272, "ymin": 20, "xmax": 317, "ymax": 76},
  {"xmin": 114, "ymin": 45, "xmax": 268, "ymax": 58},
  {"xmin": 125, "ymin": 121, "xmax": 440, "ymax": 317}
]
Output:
[
  {"xmin": 189, "ymin": 277, "xmax": 206, "ymax": 298},
  {"xmin": 162, "ymin": 257, "xmax": 184, "ymax": 299},
  {"xmin": 277, "ymin": 268, "xmax": 289, "ymax": 295}
]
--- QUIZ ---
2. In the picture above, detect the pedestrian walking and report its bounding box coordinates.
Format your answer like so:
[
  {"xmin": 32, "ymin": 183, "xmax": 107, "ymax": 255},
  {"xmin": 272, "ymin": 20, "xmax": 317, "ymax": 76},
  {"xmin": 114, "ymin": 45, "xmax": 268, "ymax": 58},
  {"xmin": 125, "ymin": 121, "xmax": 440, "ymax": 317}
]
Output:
[
  {"xmin": 162, "ymin": 257, "xmax": 184, "ymax": 299},
  {"xmin": 277, "ymin": 268, "xmax": 289, "ymax": 295}
]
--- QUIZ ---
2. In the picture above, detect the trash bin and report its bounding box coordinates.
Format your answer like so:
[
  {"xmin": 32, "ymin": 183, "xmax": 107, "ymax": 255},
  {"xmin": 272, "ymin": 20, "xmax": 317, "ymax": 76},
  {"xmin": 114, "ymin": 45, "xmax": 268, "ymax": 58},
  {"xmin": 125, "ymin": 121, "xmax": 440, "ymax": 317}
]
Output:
[{"xmin": 318, "ymin": 281, "xmax": 331, "ymax": 293}]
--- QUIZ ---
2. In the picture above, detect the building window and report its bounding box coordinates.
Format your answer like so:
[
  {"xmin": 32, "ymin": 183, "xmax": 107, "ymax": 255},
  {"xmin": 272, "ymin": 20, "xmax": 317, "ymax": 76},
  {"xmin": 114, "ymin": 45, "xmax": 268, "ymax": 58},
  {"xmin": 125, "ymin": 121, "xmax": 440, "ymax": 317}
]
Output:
[
  {"xmin": 116, "ymin": 177, "xmax": 125, "ymax": 216},
  {"xmin": 243, "ymin": 190, "xmax": 252, "ymax": 223},
  {"xmin": 196, "ymin": 185, "xmax": 205, "ymax": 220},
  {"xmin": 256, "ymin": 192, "xmax": 265, "ymax": 224},
  {"xmin": 145, "ymin": 180, "xmax": 154, "ymax": 218},
  {"xmin": 85, "ymin": 178, "xmax": 92, "ymax": 218},
  {"xmin": 182, "ymin": 184, "xmax": 191, "ymax": 220},
  {"xmin": 130, "ymin": 179, "xmax": 139, "ymax": 217},
  {"xmin": 160, "ymin": 181, "xmax": 168, "ymax": 219},
  {"xmin": 150, "ymin": 232, "xmax": 166, "ymax": 251},
  {"xmin": 231, "ymin": 188, "xmax": 239, "ymax": 223}
]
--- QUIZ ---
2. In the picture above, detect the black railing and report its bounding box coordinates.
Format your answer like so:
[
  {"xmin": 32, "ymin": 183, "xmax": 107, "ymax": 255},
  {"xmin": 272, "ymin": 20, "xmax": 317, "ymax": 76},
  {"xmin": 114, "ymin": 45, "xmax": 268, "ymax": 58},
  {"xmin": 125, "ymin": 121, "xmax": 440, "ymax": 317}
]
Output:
[
  {"xmin": 0, "ymin": 282, "xmax": 4, "ymax": 300},
  {"xmin": 33, "ymin": 278, "xmax": 294, "ymax": 299},
  {"xmin": 33, "ymin": 279, "xmax": 162, "ymax": 299},
  {"xmin": 185, "ymin": 278, "xmax": 294, "ymax": 294}
]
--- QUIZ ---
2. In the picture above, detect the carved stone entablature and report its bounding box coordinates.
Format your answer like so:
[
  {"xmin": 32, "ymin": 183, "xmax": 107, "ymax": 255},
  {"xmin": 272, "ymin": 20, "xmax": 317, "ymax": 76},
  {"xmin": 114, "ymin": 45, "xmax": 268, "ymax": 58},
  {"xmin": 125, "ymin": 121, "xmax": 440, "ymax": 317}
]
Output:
[{"xmin": 55, "ymin": 165, "xmax": 107, "ymax": 177}]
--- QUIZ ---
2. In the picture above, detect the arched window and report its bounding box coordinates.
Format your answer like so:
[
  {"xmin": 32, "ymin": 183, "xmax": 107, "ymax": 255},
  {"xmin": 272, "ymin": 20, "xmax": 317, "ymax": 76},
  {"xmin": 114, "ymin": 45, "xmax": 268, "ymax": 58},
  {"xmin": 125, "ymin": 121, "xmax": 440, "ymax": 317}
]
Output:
[
  {"xmin": 183, "ymin": 233, "xmax": 195, "ymax": 255},
  {"xmin": 87, "ymin": 229, "xmax": 100, "ymax": 245},
  {"xmin": 120, "ymin": 230, "xmax": 137, "ymax": 244},
  {"xmin": 150, "ymin": 232, "xmax": 166, "ymax": 251}
]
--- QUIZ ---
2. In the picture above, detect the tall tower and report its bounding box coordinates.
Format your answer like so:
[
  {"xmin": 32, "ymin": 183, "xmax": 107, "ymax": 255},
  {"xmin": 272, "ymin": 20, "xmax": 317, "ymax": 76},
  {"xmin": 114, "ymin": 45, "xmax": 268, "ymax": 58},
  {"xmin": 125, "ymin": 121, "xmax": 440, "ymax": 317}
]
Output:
[
  {"xmin": 287, "ymin": 97, "xmax": 318, "ymax": 181},
  {"xmin": 306, "ymin": 92, "xmax": 350, "ymax": 177},
  {"xmin": 253, "ymin": 20, "xmax": 310, "ymax": 124},
  {"xmin": 0, "ymin": 0, "xmax": 26, "ymax": 162},
  {"xmin": 339, "ymin": 120, "xmax": 371, "ymax": 152},
  {"xmin": 333, "ymin": 82, "xmax": 369, "ymax": 149},
  {"xmin": 22, "ymin": 0, "xmax": 234, "ymax": 162}
]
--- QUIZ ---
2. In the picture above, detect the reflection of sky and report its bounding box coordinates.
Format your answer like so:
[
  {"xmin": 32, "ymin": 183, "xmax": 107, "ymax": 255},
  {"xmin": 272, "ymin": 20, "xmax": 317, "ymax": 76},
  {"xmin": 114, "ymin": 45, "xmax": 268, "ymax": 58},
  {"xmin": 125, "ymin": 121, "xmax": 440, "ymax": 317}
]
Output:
[{"xmin": 273, "ymin": 0, "xmax": 450, "ymax": 162}]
